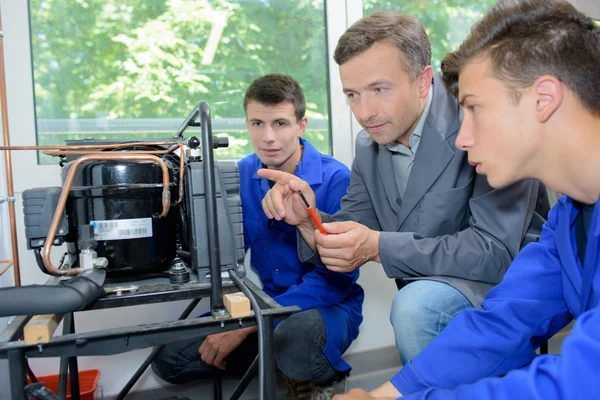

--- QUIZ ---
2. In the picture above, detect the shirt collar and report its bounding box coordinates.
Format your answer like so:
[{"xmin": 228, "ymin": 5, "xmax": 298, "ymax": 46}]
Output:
[
  {"xmin": 386, "ymin": 88, "xmax": 433, "ymax": 154},
  {"xmin": 251, "ymin": 137, "xmax": 323, "ymax": 186}
]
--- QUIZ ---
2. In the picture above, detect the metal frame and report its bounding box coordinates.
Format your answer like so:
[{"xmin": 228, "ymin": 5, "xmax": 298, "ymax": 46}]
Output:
[{"xmin": 0, "ymin": 276, "xmax": 297, "ymax": 400}]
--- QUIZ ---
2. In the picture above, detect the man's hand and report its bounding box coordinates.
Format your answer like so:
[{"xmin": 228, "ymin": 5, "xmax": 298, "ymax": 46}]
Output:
[
  {"xmin": 198, "ymin": 328, "xmax": 254, "ymax": 370},
  {"xmin": 315, "ymin": 221, "xmax": 381, "ymax": 273},
  {"xmin": 333, "ymin": 389, "xmax": 395, "ymax": 400},
  {"xmin": 257, "ymin": 169, "xmax": 315, "ymax": 228}
]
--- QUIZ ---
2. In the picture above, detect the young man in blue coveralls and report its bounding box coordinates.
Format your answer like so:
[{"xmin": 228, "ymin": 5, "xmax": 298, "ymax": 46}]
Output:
[
  {"xmin": 333, "ymin": 0, "xmax": 600, "ymax": 399},
  {"xmin": 153, "ymin": 74, "xmax": 364, "ymax": 400}
]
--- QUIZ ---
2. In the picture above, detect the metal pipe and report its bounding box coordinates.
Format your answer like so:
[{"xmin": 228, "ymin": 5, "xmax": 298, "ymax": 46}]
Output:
[
  {"xmin": 8, "ymin": 348, "xmax": 27, "ymax": 400},
  {"xmin": 43, "ymin": 144, "xmax": 186, "ymax": 205},
  {"xmin": 65, "ymin": 314, "xmax": 80, "ymax": 400},
  {"xmin": 229, "ymin": 270, "xmax": 268, "ymax": 400},
  {"xmin": 213, "ymin": 373, "xmax": 223, "ymax": 400},
  {"xmin": 41, "ymin": 154, "xmax": 171, "ymax": 276},
  {"xmin": 0, "ymin": 140, "xmax": 181, "ymax": 151},
  {"xmin": 0, "ymin": 259, "xmax": 13, "ymax": 276},
  {"xmin": 57, "ymin": 315, "xmax": 70, "ymax": 398},
  {"xmin": 0, "ymin": 12, "xmax": 21, "ymax": 286},
  {"xmin": 42, "ymin": 148, "xmax": 177, "ymax": 156},
  {"xmin": 114, "ymin": 298, "xmax": 201, "ymax": 400},
  {"xmin": 230, "ymin": 355, "xmax": 258, "ymax": 400},
  {"xmin": 200, "ymin": 101, "xmax": 224, "ymax": 313},
  {"xmin": 177, "ymin": 144, "xmax": 185, "ymax": 205}
]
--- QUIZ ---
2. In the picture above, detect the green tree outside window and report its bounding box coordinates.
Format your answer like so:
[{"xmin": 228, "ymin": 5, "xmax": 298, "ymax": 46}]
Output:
[
  {"xmin": 30, "ymin": 0, "xmax": 330, "ymax": 163},
  {"xmin": 364, "ymin": 0, "xmax": 496, "ymax": 71}
]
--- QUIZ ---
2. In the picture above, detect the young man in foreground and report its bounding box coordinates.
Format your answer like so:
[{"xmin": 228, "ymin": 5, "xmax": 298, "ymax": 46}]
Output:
[{"xmin": 335, "ymin": 0, "xmax": 600, "ymax": 398}]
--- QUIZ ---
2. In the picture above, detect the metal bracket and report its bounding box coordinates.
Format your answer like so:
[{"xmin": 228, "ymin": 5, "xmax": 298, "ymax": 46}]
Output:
[
  {"xmin": 0, "ymin": 196, "xmax": 16, "ymax": 204},
  {"xmin": 105, "ymin": 285, "xmax": 139, "ymax": 296}
]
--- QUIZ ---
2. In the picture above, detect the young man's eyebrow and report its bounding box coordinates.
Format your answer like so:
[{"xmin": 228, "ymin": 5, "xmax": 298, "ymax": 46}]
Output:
[{"xmin": 459, "ymin": 93, "xmax": 475, "ymax": 107}]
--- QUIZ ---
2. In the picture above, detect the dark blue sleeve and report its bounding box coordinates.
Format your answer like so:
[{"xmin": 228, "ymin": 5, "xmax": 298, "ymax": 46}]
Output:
[
  {"xmin": 392, "ymin": 203, "xmax": 572, "ymax": 396},
  {"xmin": 275, "ymin": 163, "xmax": 354, "ymax": 309},
  {"xmin": 401, "ymin": 307, "xmax": 600, "ymax": 399},
  {"xmin": 274, "ymin": 266, "xmax": 358, "ymax": 310}
]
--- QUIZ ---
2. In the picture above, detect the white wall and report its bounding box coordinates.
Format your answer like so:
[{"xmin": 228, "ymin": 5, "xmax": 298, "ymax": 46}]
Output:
[
  {"xmin": 0, "ymin": 0, "xmax": 398, "ymax": 396},
  {"xmin": 570, "ymin": 0, "xmax": 600, "ymax": 19}
]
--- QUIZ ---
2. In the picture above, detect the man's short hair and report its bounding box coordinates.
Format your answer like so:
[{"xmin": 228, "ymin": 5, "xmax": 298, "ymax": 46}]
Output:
[
  {"xmin": 333, "ymin": 12, "xmax": 431, "ymax": 82},
  {"xmin": 243, "ymin": 74, "xmax": 306, "ymax": 121},
  {"xmin": 441, "ymin": 0, "xmax": 600, "ymax": 115}
]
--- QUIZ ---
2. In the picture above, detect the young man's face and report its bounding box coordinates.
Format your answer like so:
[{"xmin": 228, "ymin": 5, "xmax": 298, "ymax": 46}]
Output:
[
  {"xmin": 340, "ymin": 41, "xmax": 432, "ymax": 146},
  {"xmin": 246, "ymin": 100, "xmax": 307, "ymax": 174},
  {"xmin": 455, "ymin": 57, "xmax": 541, "ymax": 188}
]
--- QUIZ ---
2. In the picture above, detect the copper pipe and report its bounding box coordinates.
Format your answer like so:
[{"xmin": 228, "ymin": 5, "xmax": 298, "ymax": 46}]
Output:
[
  {"xmin": 0, "ymin": 260, "xmax": 13, "ymax": 276},
  {"xmin": 44, "ymin": 144, "xmax": 187, "ymax": 204},
  {"xmin": 41, "ymin": 154, "xmax": 171, "ymax": 276},
  {"xmin": 43, "ymin": 149, "xmax": 175, "ymax": 156},
  {"xmin": 0, "ymin": 141, "xmax": 181, "ymax": 151},
  {"xmin": 0, "ymin": 12, "xmax": 21, "ymax": 286}
]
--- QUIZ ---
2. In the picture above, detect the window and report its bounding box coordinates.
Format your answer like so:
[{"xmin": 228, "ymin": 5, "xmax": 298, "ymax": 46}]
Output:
[
  {"xmin": 29, "ymin": 0, "xmax": 330, "ymax": 164},
  {"xmin": 363, "ymin": 0, "xmax": 496, "ymax": 71}
]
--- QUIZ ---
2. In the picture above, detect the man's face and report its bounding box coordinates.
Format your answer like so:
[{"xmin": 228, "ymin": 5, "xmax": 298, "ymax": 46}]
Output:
[
  {"xmin": 246, "ymin": 100, "xmax": 307, "ymax": 173},
  {"xmin": 339, "ymin": 41, "xmax": 431, "ymax": 146},
  {"xmin": 455, "ymin": 57, "xmax": 541, "ymax": 188}
]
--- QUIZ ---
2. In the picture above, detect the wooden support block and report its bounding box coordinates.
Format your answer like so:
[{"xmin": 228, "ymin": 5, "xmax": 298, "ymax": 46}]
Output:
[
  {"xmin": 24, "ymin": 314, "xmax": 64, "ymax": 345},
  {"xmin": 223, "ymin": 292, "xmax": 251, "ymax": 318}
]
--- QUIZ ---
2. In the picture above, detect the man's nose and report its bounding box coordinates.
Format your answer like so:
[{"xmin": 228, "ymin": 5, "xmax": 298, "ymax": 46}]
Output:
[
  {"xmin": 455, "ymin": 119, "xmax": 474, "ymax": 150},
  {"xmin": 355, "ymin": 97, "xmax": 378, "ymax": 124},
  {"xmin": 262, "ymin": 126, "xmax": 276, "ymax": 142}
]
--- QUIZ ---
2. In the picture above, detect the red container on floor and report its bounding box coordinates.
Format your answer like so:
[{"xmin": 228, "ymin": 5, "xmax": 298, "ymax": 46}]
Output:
[{"xmin": 28, "ymin": 369, "xmax": 100, "ymax": 400}]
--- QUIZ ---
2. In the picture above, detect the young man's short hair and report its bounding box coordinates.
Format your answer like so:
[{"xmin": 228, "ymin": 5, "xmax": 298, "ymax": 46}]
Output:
[
  {"xmin": 243, "ymin": 74, "xmax": 306, "ymax": 122},
  {"xmin": 441, "ymin": 0, "xmax": 600, "ymax": 115},
  {"xmin": 333, "ymin": 11, "xmax": 431, "ymax": 82}
]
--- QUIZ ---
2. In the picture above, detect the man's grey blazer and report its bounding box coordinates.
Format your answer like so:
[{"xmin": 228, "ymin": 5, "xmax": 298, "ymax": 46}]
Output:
[{"xmin": 299, "ymin": 76, "xmax": 546, "ymax": 307}]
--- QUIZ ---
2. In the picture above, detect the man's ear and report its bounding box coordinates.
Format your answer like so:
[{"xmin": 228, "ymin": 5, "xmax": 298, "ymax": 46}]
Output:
[
  {"xmin": 298, "ymin": 117, "xmax": 308, "ymax": 137},
  {"xmin": 533, "ymin": 75, "xmax": 563, "ymax": 123},
  {"xmin": 418, "ymin": 66, "xmax": 434, "ymax": 99}
]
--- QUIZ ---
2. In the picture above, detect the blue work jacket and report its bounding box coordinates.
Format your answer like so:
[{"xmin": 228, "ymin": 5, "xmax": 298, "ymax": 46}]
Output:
[
  {"xmin": 238, "ymin": 138, "xmax": 364, "ymax": 372},
  {"xmin": 392, "ymin": 195, "xmax": 600, "ymax": 399}
]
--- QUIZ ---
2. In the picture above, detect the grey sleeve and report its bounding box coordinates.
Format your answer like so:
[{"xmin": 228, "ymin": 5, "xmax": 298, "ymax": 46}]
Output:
[
  {"xmin": 380, "ymin": 176, "xmax": 540, "ymax": 284},
  {"xmin": 297, "ymin": 157, "xmax": 381, "ymax": 264}
]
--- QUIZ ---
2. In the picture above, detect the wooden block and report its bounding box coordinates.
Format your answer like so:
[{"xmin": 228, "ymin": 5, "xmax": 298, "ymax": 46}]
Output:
[
  {"xmin": 24, "ymin": 314, "xmax": 64, "ymax": 345},
  {"xmin": 223, "ymin": 292, "xmax": 251, "ymax": 318}
]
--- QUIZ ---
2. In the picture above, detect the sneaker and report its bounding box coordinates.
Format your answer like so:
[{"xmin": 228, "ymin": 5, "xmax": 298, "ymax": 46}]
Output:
[
  {"xmin": 310, "ymin": 376, "xmax": 347, "ymax": 400},
  {"xmin": 284, "ymin": 376, "xmax": 314, "ymax": 399}
]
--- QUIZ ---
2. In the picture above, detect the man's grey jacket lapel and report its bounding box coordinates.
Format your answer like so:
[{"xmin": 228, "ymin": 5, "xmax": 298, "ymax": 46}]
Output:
[
  {"xmin": 377, "ymin": 147, "xmax": 402, "ymax": 220},
  {"xmin": 393, "ymin": 76, "xmax": 461, "ymax": 229}
]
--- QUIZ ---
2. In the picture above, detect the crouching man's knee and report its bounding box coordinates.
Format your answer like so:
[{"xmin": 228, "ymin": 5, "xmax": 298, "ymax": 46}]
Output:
[{"xmin": 274, "ymin": 309, "xmax": 337, "ymax": 384}]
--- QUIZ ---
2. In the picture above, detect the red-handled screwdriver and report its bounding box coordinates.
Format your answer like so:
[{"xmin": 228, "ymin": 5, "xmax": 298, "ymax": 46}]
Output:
[{"xmin": 297, "ymin": 190, "xmax": 328, "ymax": 235}]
